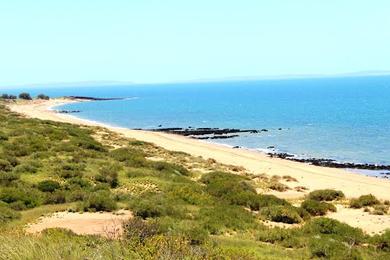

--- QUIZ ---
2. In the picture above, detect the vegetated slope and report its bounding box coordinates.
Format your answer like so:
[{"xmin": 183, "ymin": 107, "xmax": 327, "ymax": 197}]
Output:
[{"xmin": 0, "ymin": 103, "xmax": 389, "ymax": 259}]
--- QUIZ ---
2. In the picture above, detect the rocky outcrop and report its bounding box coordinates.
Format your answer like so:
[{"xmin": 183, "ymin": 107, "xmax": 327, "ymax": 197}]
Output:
[
  {"xmin": 66, "ymin": 96, "xmax": 125, "ymax": 101},
  {"xmin": 268, "ymin": 152, "xmax": 390, "ymax": 170}
]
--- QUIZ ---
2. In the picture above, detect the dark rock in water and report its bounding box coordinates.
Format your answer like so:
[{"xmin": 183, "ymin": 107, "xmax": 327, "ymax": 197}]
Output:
[
  {"xmin": 233, "ymin": 146, "xmax": 241, "ymax": 149},
  {"xmin": 267, "ymin": 153, "xmax": 390, "ymax": 170},
  {"xmin": 149, "ymin": 127, "xmax": 261, "ymax": 136},
  {"xmin": 268, "ymin": 153, "xmax": 295, "ymax": 159},
  {"xmin": 278, "ymin": 128, "xmax": 282, "ymax": 130},
  {"xmin": 158, "ymin": 125, "xmax": 162, "ymax": 127},
  {"xmin": 57, "ymin": 110, "xmax": 81, "ymax": 114},
  {"xmin": 192, "ymin": 134, "xmax": 239, "ymax": 140},
  {"xmin": 210, "ymin": 134, "xmax": 239, "ymax": 139},
  {"xmin": 267, "ymin": 146, "xmax": 275, "ymax": 149},
  {"xmin": 380, "ymin": 172, "xmax": 390, "ymax": 175},
  {"xmin": 66, "ymin": 96, "xmax": 126, "ymax": 101},
  {"xmin": 261, "ymin": 129, "xmax": 268, "ymax": 132}
]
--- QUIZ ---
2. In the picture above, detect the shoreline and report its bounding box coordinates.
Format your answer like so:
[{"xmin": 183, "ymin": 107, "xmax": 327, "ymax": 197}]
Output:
[{"xmin": 7, "ymin": 98, "xmax": 390, "ymax": 200}]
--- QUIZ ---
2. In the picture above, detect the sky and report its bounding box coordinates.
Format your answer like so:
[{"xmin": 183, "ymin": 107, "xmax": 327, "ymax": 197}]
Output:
[{"xmin": 1, "ymin": 0, "xmax": 390, "ymax": 86}]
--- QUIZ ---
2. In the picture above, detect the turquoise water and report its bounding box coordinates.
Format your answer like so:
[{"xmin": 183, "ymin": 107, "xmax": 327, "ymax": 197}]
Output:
[{"xmin": 5, "ymin": 75, "xmax": 390, "ymax": 165}]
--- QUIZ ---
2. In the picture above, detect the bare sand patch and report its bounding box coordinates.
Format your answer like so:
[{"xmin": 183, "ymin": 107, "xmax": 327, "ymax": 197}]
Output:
[
  {"xmin": 327, "ymin": 205, "xmax": 390, "ymax": 234},
  {"xmin": 25, "ymin": 210, "xmax": 132, "ymax": 238}
]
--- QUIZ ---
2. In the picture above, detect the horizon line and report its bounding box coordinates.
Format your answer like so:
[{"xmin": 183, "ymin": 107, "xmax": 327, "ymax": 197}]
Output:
[{"xmin": 1, "ymin": 70, "xmax": 390, "ymax": 89}]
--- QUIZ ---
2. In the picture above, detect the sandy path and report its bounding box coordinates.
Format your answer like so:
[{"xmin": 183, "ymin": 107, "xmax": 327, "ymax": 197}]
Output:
[
  {"xmin": 25, "ymin": 210, "xmax": 132, "ymax": 238},
  {"xmin": 8, "ymin": 99, "xmax": 390, "ymax": 200}
]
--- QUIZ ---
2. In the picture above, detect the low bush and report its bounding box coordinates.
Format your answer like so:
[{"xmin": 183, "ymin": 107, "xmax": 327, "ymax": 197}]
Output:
[
  {"xmin": 308, "ymin": 189, "xmax": 345, "ymax": 201},
  {"xmin": 110, "ymin": 148, "xmax": 148, "ymax": 167},
  {"xmin": 65, "ymin": 177, "xmax": 92, "ymax": 189},
  {"xmin": 166, "ymin": 183, "xmax": 211, "ymax": 205},
  {"xmin": 0, "ymin": 131, "xmax": 8, "ymax": 141},
  {"xmin": 18, "ymin": 92, "xmax": 32, "ymax": 100},
  {"xmin": 259, "ymin": 205, "xmax": 303, "ymax": 224},
  {"xmin": 95, "ymin": 163, "xmax": 121, "ymax": 188},
  {"xmin": 267, "ymin": 181, "xmax": 289, "ymax": 192},
  {"xmin": 12, "ymin": 162, "xmax": 39, "ymax": 174},
  {"xmin": 371, "ymin": 230, "xmax": 390, "ymax": 252},
  {"xmin": 37, "ymin": 94, "xmax": 50, "ymax": 100},
  {"xmin": 0, "ymin": 172, "xmax": 20, "ymax": 185},
  {"xmin": 248, "ymin": 194, "xmax": 290, "ymax": 211},
  {"xmin": 57, "ymin": 163, "xmax": 85, "ymax": 179},
  {"xmin": 301, "ymin": 199, "xmax": 336, "ymax": 216},
  {"xmin": 200, "ymin": 171, "xmax": 256, "ymax": 206},
  {"xmin": 304, "ymin": 218, "xmax": 365, "ymax": 245},
  {"xmin": 0, "ymin": 159, "xmax": 12, "ymax": 172},
  {"xmin": 256, "ymin": 226, "xmax": 294, "ymax": 244},
  {"xmin": 123, "ymin": 217, "xmax": 159, "ymax": 243},
  {"xmin": 0, "ymin": 187, "xmax": 43, "ymax": 209},
  {"xmin": 199, "ymin": 205, "xmax": 256, "ymax": 235},
  {"xmin": 0, "ymin": 203, "xmax": 21, "ymax": 224},
  {"xmin": 80, "ymin": 190, "xmax": 117, "ymax": 212},
  {"xmin": 45, "ymin": 190, "xmax": 66, "ymax": 204},
  {"xmin": 372, "ymin": 205, "xmax": 389, "ymax": 215},
  {"xmin": 37, "ymin": 180, "xmax": 61, "ymax": 192},
  {"xmin": 151, "ymin": 161, "xmax": 190, "ymax": 176},
  {"xmin": 309, "ymin": 236, "xmax": 361, "ymax": 259},
  {"xmin": 350, "ymin": 194, "xmax": 380, "ymax": 208},
  {"xmin": 129, "ymin": 194, "xmax": 183, "ymax": 219}
]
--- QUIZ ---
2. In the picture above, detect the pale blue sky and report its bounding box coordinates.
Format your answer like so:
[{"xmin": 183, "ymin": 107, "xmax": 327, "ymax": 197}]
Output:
[{"xmin": 1, "ymin": 0, "xmax": 390, "ymax": 86}]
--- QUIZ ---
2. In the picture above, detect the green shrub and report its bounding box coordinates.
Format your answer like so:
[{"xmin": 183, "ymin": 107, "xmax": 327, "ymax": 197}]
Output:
[
  {"xmin": 267, "ymin": 181, "xmax": 289, "ymax": 192},
  {"xmin": 304, "ymin": 218, "xmax": 365, "ymax": 245},
  {"xmin": 308, "ymin": 189, "xmax": 345, "ymax": 201},
  {"xmin": 248, "ymin": 194, "xmax": 290, "ymax": 211},
  {"xmin": 129, "ymin": 194, "xmax": 183, "ymax": 219},
  {"xmin": 70, "ymin": 138, "xmax": 106, "ymax": 152},
  {"xmin": 95, "ymin": 163, "xmax": 121, "ymax": 188},
  {"xmin": 57, "ymin": 163, "xmax": 85, "ymax": 179},
  {"xmin": 256, "ymin": 226, "xmax": 293, "ymax": 244},
  {"xmin": 0, "ymin": 187, "xmax": 43, "ymax": 209},
  {"xmin": 12, "ymin": 163, "xmax": 39, "ymax": 174},
  {"xmin": 18, "ymin": 92, "xmax": 32, "ymax": 100},
  {"xmin": 0, "ymin": 203, "xmax": 21, "ymax": 224},
  {"xmin": 200, "ymin": 171, "xmax": 256, "ymax": 206},
  {"xmin": 127, "ymin": 168, "xmax": 154, "ymax": 178},
  {"xmin": 45, "ymin": 190, "xmax": 67, "ymax": 204},
  {"xmin": 301, "ymin": 199, "xmax": 336, "ymax": 216},
  {"xmin": 110, "ymin": 148, "xmax": 148, "ymax": 167},
  {"xmin": 151, "ymin": 161, "xmax": 190, "ymax": 176},
  {"xmin": 123, "ymin": 217, "xmax": 159, "ymax": 243},
  {"xmin": 309, "ymin": 236, "xmax": 361, "ymax": 259},
  {"xmin": 0, "ymin": 172, "xmax": 20, "ymax": 185},
  {"xmin": 37, "ymin": 180, "xmax": 61, "ymax": 192},
  {"xmin": 0, "ymin": 131, "xmax": 8, "ymax": 141},
  {"xmin": 80, "ymin": 190, "xmax": 117, "ymax": 212},
  {"xmin": 37, "ymin": 94, "xmax": 50, "ymax": 100},
  {"xmin": 371, "ymin": 230, "xmax": 390, "ymax": 252},
  {"xmin": 65, "ymin": 177, "xmax": 92, "ymax": 189},
  {"xmin": 372, "ymin": 205, "xmax": 389, "ymax": 215},
  {"xmin": 166, "ymin": 183, "xmax": 211, "ymax": 205},
  {"xmin": 0, "ymin": 159, "xmax": 12, "ymax": 172},
  {"xmin": 259, "ymin": 205, "xmax": 303, "ymax": 224},
  {"xmin": 350, "ymin": 194, "xmax": 380, "ymax": 208},
  {"xmin": 199, "ymin": 205, "xmax": 256, "ymax": 235}
]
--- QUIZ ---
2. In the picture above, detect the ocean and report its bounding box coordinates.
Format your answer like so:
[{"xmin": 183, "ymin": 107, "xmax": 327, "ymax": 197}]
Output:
[{"xmin": 4, "ymin": 75, "xmax": 390, "ymax": 166}]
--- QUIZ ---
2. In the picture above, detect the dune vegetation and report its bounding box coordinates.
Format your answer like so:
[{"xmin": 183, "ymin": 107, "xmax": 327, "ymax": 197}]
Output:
[{"xmin": 0, "ymin": 100, "xmax": 390, "ymax": 259}]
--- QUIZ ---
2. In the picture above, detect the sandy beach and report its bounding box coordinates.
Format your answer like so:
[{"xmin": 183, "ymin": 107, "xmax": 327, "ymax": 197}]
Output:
[{"xmin": 7, "ymin": 98, "xmax": 390, "ymax": 200}]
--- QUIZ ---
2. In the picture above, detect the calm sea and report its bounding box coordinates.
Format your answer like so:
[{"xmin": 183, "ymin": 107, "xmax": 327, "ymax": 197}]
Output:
[{"xmin": 3, "ymin": 75, "xmax": 390, "ymax": 166}]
